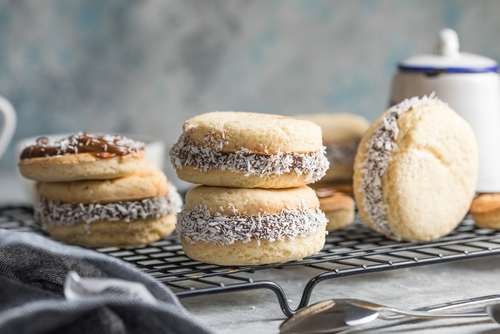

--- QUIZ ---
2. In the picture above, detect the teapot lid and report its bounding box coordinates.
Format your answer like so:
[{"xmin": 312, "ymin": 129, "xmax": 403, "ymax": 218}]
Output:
[{"xmin": 399, "ymin": 29, "xmax": 498, "ymax": 73}]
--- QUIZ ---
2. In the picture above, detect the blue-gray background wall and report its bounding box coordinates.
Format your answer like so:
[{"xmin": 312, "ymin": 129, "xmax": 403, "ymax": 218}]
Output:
[{"xmin": 1, "ymin": 0, "xmax": 499, "ymax": 189}]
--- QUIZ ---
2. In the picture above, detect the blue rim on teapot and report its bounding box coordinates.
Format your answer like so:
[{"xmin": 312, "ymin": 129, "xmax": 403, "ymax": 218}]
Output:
[{"xmin": 398, "ymin": 29, "xmax": 498, "ymax": 74}]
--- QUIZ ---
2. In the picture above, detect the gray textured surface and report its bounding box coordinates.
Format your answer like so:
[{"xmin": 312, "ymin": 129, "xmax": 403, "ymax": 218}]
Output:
[
  {"xmin": 1, "ymin": 0, "xmax": 500, "ymax": 191},
  {"xmin": 181, "ymin": 257, "xmax": 500, "ymax": 333}
]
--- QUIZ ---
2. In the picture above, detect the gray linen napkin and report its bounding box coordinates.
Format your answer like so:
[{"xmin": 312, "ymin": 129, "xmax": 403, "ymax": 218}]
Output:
[{"xmin": 0, "ymin": 229, "xmax": 214, "ymax": 334}]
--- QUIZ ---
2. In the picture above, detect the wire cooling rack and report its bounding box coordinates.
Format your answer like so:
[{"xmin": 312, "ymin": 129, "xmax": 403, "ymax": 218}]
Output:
[{"xmin": 2, "ymin": 204, "xmax": 500, "ymax": 317}]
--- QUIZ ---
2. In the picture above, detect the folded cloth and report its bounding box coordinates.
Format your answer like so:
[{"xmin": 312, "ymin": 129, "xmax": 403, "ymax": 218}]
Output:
[{"xmin": 0, "ymin": 229, "xmax": 214, "ymax": 334}]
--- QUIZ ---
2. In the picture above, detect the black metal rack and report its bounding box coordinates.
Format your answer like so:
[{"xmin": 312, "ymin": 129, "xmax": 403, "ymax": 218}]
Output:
[{"xmin": 2, "ymin": 204, "xmax": 500, "ymax": 317}]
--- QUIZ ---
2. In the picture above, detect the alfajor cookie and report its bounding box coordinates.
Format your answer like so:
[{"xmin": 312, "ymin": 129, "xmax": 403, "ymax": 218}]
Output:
[
  {"xmin": 34, "ymin": 167, "xmax": 182, "ymax": 247},
  {"xmin": 353, "ymin": 94, "xmax": 478, "ymax": 241},
  {"xmin": 470, "ymin": 194, "xmax": 500, "ymax": 229},
  {"xmin": 310, "ymin": 180, "xmax": 353, "ymax": 196},
  {"xmin": 169, "ymin": 112, "xmax": 329, "ymax": 189},
  {"xmin": 177, "ymin": 185, "xmax": 327, "ymax": 265},
  {"xmin": 317, "ymin": 192, "xmax": 355, "ymax": 232},
  {"xmin": 297, "ymin": 113, "xmax": 369, "ymax": 183},
  {"xmin": 19, "ymin": 132, "xmax": 145, "ymax": 182}
]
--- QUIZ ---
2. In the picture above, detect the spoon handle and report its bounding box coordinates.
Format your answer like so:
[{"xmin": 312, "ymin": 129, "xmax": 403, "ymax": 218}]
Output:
[
  {"xmin": 415, "ymin": 294, "xmax": 500, "ymax": 313},
  {"xmin": 386, "ymin": 307, "xmax": 487, "ymax": 319},
  {"xmin": 379, "ymin": 294, "xmax": 500, "ymax": 320}
]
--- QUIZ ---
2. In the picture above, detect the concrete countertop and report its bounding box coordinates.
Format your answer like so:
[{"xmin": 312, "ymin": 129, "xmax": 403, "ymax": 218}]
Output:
[{"xmin": 1, "ymin": 170, "xmax": 500, "ymax": 333}]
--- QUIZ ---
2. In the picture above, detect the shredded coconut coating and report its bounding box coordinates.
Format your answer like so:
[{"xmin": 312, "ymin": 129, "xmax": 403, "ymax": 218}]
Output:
[
  {"xmin": 170, "ymin": 128, "xmax": 329, "ymax": 183},
  {"xmin": 177, "ymin": 205, "xmax": 328, "ymax": 246},
  {"xmin": 204, "ymin": 128, "xmax": 229, "ymax": 151},
  {"xmin": 358, "ymin": 93, "xmax": 445, "ymax": 239},
  {"xmin": 35, "ymin": 186, "xmax": 182, "ymax": 226}
]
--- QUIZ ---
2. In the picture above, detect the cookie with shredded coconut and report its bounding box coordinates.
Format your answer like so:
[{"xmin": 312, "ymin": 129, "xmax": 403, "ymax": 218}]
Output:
[
  {"xmin": 18, "ymin": 132, "xmax": 146, "ymax": 182},
  {"xmin": 35, "ymin": 167, "xmax": 182, "ymax": 247},
  {"xmin": 297, "ymin": 113, "xmax": 369, "ymax": 183},
  {"xmin": 169, "ymin": 111, "xmax": 329, "ymax": 189},
  {"xmin": 353, "ymin": 94, "xmax": 478, "ymax": 241},
  {"xmin": 178, "ymin": 185, "xmax": 327, "ymax": 265}
]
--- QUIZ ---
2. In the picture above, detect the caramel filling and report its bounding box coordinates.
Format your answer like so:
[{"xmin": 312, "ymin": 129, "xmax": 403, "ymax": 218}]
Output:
[{"xmin": 20, "ymin": 132, "xmax": 144, "ymax": 160}]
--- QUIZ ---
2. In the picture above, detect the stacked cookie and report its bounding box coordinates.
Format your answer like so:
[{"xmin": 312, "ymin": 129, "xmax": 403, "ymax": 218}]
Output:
[
  {"xmin": 18, "ymin": 133, "xmax": 182, "ymax": 247},
  {"xmin": 297, "ymin": 113, "xmax": 369, "ymax": 231},
  {"xmin": 314, "ymin": 188, "xmax": 355, "ymax": 232},
  {"xmin": 170, "ymin": 111, "xmax": 330, "ymax": 265},
  {"xmin": 297, "ymin": 113, "xmax": 369, "ymax": 184}
]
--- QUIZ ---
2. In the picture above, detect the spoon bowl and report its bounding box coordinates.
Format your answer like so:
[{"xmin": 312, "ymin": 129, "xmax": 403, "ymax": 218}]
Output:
[
  {"xmin": 486, "ymin": 304, "xmax": 500, "ymax": 324},
  {"xmin": 280, "ymin": 299, "xmax": 379, "ymax": 334}
]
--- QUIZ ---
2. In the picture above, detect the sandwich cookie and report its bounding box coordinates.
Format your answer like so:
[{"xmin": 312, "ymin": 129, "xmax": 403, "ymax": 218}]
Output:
[
  {"xmin": 169, "ymin": 112, "xmax": 329, "ymax": 189},
  {"xmin": 317, "ymin": 192, "xmax": 355, "ymax": 232},
  {"xmin": 470, "ymin": 194, "xmax": 500, "ymax": 229},
  {"xmin": 35, "ymin": 167, "xmax": 182, "ymax": 247},
  {"xmin": 353, "ymin": 94, "xmax": 478, "ymax": 241},
  {"xmin": 177, "ymin": 185, "xmax": 328, "ymax": 265},
  {"xmin": 297, "ymin": 113, "xmax": 369, "ymax": 183},
  {"xmin": 311, "ymin": 180, "xmax": 354, "ymax": 197},
  {"xmin": 19, "ymin": 132, "xmax": 145, "ymax": 182}
]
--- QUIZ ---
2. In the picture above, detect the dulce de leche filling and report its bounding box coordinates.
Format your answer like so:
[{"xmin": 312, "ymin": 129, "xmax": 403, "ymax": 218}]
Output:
[{"xmin": 20, "ymin": 132, "xmax": 145, "ymax": 160}]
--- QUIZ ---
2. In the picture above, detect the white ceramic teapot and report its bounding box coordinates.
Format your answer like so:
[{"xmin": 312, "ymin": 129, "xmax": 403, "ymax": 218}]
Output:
[{"xmin": 390, "ymin": 28, "xmax": 500, "ymax": 193}]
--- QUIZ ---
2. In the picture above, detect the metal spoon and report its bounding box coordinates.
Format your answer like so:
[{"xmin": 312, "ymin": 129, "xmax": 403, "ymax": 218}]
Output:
[
  {"xmin": 279, "ymin": 298, "xmax": 489, "ymax": 334},
  {"xmin": 379, "ymin": 294, "xmax": 500, "ymax": 320},
  {"xmin": 486, "ymin": 304, "xmax": 500, "ymax": 324}
]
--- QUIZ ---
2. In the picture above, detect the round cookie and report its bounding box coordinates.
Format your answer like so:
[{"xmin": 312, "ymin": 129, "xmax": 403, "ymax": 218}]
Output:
[
  {"xmin": 311, "ymin": 181, "xmax": 353, "ymax": 197},
  {"xmin": 169, "ymin": 112, "xmax": 329, "ymax": 189},
  {"xmin": 177, "ymin": 185, "xmax": 328, "ymax": 265},
  {"xmin": 317, "ymin": 193, "xmax": 355, "ymax": 231},
  {"xmin": 35, "ymin": 168, "xmax": 182, "ymax": 247},
  {"xmin": 470, "ymin": 194, "xmax": 500, "ymax": 229},
  {"xmin": 353, "ymin": 95, "xmax": 478, "ymax": 241},
  {"xmin": 19, "ymin": 133, "xmax": 145, "ymax": 182},
  {"xmin": 46, "ymin": 215, "xmax": 177, "ymax": 248},
  {"xmin": 297, "ymin": 113, "xmax": 369, "ymax": 183},
  {"xmin": 37, "ymin": 167, "xmax": 168, "ymax": 204}
]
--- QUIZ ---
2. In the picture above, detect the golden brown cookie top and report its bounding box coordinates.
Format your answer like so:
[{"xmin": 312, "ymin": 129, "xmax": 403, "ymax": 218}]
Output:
[
  {"xmin": 296, "ymin": 113, "xmax": 369, "ymax": 144},
  {"xmin": 319, "ymin": 193, "xmax": 354, "ymax": 212},
  {"xmin": 37, "ymin": 166, "xmax": 169, "ymax": 204},
  {"xmin": 184, "ymin": 185, "xmax": 319, "ymax": 216},
  {"xmin": 20, "ymin": 132, "xmax": 144, "ymax": 160},
  {"xmin": 470, "ymin": 194, "xmax": 500, "ymax": 214},
  {"xmin": 312, "ymin": 182, "xmax": 354, "ymax": 197},
  {"xmin": 182, "ymin": 111, "xmax": 323, "ymax": 154}
]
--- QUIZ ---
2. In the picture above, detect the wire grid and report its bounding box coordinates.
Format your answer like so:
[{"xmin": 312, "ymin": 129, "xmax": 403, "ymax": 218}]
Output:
[{"xmin": 2, "ymin": 205, "xmax": 500, "ymax": 316}]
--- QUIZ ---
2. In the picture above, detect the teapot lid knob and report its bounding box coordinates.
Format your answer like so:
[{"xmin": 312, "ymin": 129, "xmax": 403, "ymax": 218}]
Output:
[
  {"xmin": 435, "ymin": 28, "xmax": 460, "ymax": 57},
  {"xmin": 399, "ymin": 28, "xmax": 497, "ymax": 73}
]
